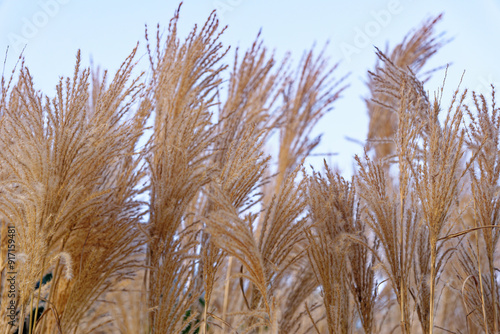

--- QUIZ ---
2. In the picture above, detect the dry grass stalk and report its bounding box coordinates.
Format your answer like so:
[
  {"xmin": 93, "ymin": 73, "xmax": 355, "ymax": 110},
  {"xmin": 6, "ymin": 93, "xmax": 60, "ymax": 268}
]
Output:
[
  {"xmin": 306, "ymin": 228, "xmax": 350, "ymax": 334},
  {"xmin": 276, "ymin": 46, "xmax": 346, "ymax": 189},
  {"xmin": 366, "ymin": 14, "xmax": 446, "ymax": 162},
  {"xmin": 355, "ymin": 150, "xmax": 418, "ymax": 334},
  {"xmin": 307, "ymin": 161, "xmax": 378, "ymax": 334},
  {"xmin": 199, "ymin": 35, "xmax": 283, "ymax": 332},
  {"xmin": 0, "ymin": 46, "xmax": 147, "ymax": 333},
  {"xmin": 410, "ymin": 84, "xmax": 468, "ymax": 334},
  {"xmin": 144, "ymin": 6, "xmax": 227, "ymax": 333},
  {"xmin": 356, "ymin": 59, "xmax": 427, "ymax": 330}
]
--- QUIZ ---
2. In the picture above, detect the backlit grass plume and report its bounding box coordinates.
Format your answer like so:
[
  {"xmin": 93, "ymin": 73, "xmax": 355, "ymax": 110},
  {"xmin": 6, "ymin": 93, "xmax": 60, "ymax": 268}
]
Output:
[{"xmin": 1, "ymin": 4, "xmax": 499, "ymax": 334}]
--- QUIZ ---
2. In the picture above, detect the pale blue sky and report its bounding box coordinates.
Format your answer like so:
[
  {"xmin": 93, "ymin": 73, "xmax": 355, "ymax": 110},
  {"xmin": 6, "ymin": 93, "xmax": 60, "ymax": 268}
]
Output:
[{"xmin": 0, "ymin": 0, "xmax": 499, "ymax": 176}]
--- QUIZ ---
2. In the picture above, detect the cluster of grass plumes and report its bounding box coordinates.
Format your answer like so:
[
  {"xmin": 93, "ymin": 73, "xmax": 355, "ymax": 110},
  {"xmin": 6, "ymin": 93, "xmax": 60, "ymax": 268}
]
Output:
[{"xmin": 1, "ymin": 4, "xmax": 500, "ymax": 334}]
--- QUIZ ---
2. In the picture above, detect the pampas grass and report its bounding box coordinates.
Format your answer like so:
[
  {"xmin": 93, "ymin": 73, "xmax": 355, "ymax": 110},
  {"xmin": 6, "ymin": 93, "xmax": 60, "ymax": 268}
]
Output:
[{"xmin": 1, "ymin": 4, "xmax": 500, "ymax": 334}]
